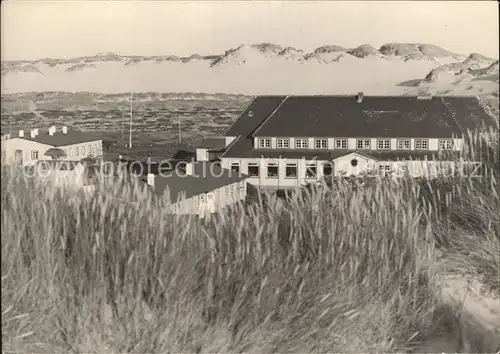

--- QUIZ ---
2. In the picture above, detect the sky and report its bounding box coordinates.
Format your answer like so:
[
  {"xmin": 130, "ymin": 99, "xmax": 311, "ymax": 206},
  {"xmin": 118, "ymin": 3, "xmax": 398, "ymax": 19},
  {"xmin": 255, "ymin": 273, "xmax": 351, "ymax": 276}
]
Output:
[{"xmin": 1, "ymin": 0, "xmax": 499, "ymax": 61}]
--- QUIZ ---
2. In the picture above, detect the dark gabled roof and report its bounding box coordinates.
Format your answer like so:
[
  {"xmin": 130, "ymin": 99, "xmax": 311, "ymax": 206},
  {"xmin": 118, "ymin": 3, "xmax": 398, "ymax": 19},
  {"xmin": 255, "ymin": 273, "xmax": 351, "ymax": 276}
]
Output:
[
  {"xmin": 252, "ymin": 95, "xmax": 491, "ymax": 138},
  {"xmin": 147, "ymin": 161, "xmax": 247, "ymax": 202},
  {"xmin": 196, "ymin": 137, "xmax": 226, "ymax": 150},
  {"xmin": 437, "ymin": 96, "xmax": 498, "ymax": 131},
  {"xmin": 225, "ymin": 96, "xmax": 286, "ymax": 137},
  {"xmin": 18, "ymin": 130, "xmax": 101, "ymax": 146}
]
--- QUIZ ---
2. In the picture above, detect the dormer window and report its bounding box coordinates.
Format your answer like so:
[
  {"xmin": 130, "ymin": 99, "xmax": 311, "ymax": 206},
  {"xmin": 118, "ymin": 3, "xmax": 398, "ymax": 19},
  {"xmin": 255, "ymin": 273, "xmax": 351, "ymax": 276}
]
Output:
[
  {"xmin": 439, "ymin": 139, "xmax": 453, "ymax": 150},
  {"xmin": 295, "ymin": 138, "xmax": 308, "ymax": 149},
  {"xmin": 357, "ymin": 139, "xmax": 371, "ymax": 149},
  {"xmin": 248, "ymin": 110, "xmax": 254, "ymax": 117},
  {"xmin": 258, "ymin": 138, "xmax": 271, "ymax": 148},
  {"xmin": 315, "ymin": 138, "xmax": 328, "ymax": 149},
  {"xmin": 397, "ymin": 139, "xmax": 410, "ymax": 150},
  {"xmin": 377, "ymin": 139, "xmax": 391, "ymax": 150},
  {"xmin": 277, "ymin": 138, "xmax": 290, "ymax": 148},
  {"xmin": 335, "ymin": 139, "xmax": 347, "ymax": 149},
  {"xmin": 415, "ymin": 139, "xmax": 429, "ymax": 150}
]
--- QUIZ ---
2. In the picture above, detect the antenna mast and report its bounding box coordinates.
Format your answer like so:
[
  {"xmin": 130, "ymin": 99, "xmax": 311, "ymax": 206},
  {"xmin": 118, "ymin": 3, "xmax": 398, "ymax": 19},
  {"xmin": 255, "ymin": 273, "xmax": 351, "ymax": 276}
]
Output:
[{"xmin": 129, "ymin": 92, "xmax": 133, "ymax": 149}]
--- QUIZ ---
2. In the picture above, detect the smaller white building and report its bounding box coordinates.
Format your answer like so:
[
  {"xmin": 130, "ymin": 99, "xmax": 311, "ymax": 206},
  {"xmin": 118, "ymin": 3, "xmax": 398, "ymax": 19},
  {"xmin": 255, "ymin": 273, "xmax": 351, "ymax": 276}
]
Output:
[
  {"xmin": 144, "ymin": 161, "xmax": 248, "ymax": 216},
  {"xmin": 1, "ymin": 125, "xmax": 103, "ymax": 166}
]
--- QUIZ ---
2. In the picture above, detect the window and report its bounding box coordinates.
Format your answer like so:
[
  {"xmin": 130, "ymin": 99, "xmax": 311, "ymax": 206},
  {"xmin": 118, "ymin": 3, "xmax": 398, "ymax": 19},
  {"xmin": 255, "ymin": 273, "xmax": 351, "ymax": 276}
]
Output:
[
  {"xmin": 277, "ymin": 138, "xmax": 290, "ymax": 149},
  {"xmin": 378, "ymin": 164, "xmax": 391, "ymax": 177},
  {"xmin": 397, "ymin": 139, "xmax": 411, "ymax": 150},
  {"xmin": 357, "ymin": 139, "xmax": 370, "ymax": 149},
  {"xmin": 377, "ymin": 139, "xmax": 391, "ymax": 150},
  {"xmin": 31, "ymin": 150, "xmax": 39, "ymax": 160},
  {"xmin": 415, "ymin": 139, "xmax": 429, "ymax": 150},
  {"xmin": 267, "ymin": 163, "xmax": 278, "ymax": 178},
  {"xmin": 351, "ymin": 159, "xmax": 358, "ymax": 167},
  {"xmin": 315, "ymin": 139, "xmax": 328, "ymax": 149},
  {"xmin": 305, "ymin": 162, "xmax": 317, "ymax": 178},
  {"xmin": 323, "ymin": 162, "xmax": 333, "ymax": 177},
  {"xmin": 285, "ymin": 163, "xmax": 297, "ymax": 178},
  {"xmin": 230, "ymin": 162, "xmax": 240, "ymax": 173},
  {"xmin": 87, "ymin": 145, "xmax": 92, "ymax": 155},
  {"xmin": 248, "ymin": 110, "xmax": 254, "ymax": 117},
  {"xmin": 239, "ymin": 181, "xmax": 245, "ymax": 193},
  {"xmin": 81, "ymin": 146, "xmax": 85, "ymax": 155},
  {"xmin": 68, "ymin": 148, "xmax": 73, "ymax": 157},
  {"xmin": 335, "ymin": 139, "xmax": 348, "ymax": 149},
  {"xmin": 295, "ymin": 138, "xmax": 308, "ymax": 149},
  {"xmin": 75, "ymin": 146, "xmax": 80, "ymax": 156},
  {"xmin": 224, "ymin": 186, "xmax": 229, "ymax": 197},
  {"xmin": 439, "ymin": 139, "xmax": 453, "ymax": 150},
  {"xmin": 229, "ymin": 186, "xmax": 234, "ymax": 198},
  {"xmin": 248, "ymin": 163, "xmax": 259, "ymax": 177},
  {"xmin": 258, "ymin": 138, "xmax": 271, "ymax": 148}
]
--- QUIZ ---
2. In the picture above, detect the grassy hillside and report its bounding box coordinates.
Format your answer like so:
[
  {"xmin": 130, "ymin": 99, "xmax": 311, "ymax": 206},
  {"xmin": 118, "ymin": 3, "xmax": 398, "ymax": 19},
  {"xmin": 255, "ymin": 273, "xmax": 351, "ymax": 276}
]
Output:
[{"xmin": 1, "ymin": 127, "xmax": 499, "ymax": 352}]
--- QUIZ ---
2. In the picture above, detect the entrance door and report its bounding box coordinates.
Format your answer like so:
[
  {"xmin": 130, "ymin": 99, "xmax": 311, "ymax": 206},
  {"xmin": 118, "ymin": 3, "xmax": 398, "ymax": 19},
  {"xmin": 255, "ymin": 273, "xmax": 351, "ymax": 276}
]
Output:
[{"xmin": 15, "ymin": 150, "xmax": 23, "ymax": 165}]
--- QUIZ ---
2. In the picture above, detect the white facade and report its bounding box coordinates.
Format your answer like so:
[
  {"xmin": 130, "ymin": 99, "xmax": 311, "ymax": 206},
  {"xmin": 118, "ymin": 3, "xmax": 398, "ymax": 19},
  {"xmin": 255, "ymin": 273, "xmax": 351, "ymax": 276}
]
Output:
[
  {"xmin": 168, "ymin": 180, "xmax": 247, "ymax": 215},
  {"xmin": 1, "ymin": 133, "xmax": 103, "ymax": 166},
  {"xmin": 221, "ymin": 154, "xmax": 465, "ymax": 189}
]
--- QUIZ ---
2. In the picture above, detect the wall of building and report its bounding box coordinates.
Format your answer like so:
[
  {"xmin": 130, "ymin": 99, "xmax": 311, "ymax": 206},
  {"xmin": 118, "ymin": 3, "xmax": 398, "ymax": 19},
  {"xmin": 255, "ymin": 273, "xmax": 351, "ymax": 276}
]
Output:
[
  {"xmin": 1, "ymin": 138, "xmax": 53, "ymax": 165},
  {"xmin": 196, "ymin": 148, "xmax": 209, "ymax": 162},
  {"xmin": 167, "ymin": 179, "xmax": 248, "ymax": 215},
  {"xmin": 222, "ymin": 157, "xmax": 465, "ymax": 189},
  {"xmin": 59, "ymin": 140, "xmax": 103, "ymax": 160}
]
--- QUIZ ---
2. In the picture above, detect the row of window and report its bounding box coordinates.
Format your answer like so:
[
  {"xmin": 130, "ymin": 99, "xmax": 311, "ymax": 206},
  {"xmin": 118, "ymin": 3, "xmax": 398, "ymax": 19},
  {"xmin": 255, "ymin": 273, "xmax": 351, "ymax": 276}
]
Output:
[
  {"xmin": 230, "ymin": 161, "xmax": 329, "ymax": 179},
  {"xmin": 230, "ymin": 161, "xmax": 402, "ymax": 179},
  {"xmin": 29, "ymin": 143, "xmax": 101, "ymax": 161},
  {"xmin": 258, "ymin": 138, "xmax": 454, "ymax": 150}
]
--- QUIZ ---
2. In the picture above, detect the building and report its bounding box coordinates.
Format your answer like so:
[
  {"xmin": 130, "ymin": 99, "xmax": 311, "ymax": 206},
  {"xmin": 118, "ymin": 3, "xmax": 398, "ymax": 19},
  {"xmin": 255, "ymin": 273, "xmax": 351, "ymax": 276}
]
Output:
[
  {"xmin": 144, "ymin": 161, "xmax": 248, "ymax": 216},
  {"xmin": 24, "ymin": 160, "xmax": 99, "ymax": 192},
  {"xmin": 219, "ymin": 94, "xmax": 493, "ymax": 189},
  {"xmin": 195, "ymin": 136, "xmax": 227, "ymax": 162},
  {"xmin": 1, "ymin": 125, "xmax": 103, "ymax": 166}
]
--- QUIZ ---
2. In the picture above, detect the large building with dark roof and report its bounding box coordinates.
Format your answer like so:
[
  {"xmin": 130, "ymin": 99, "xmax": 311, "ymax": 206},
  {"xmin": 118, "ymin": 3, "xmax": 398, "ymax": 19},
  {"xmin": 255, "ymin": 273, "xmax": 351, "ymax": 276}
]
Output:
[
  {"xmin": 1, "ymin": 125, "xmax": 103, "ymax": 166},
  {"xmin": 217, "ymin": 94, "xmax": 493, "ymax": 189}
]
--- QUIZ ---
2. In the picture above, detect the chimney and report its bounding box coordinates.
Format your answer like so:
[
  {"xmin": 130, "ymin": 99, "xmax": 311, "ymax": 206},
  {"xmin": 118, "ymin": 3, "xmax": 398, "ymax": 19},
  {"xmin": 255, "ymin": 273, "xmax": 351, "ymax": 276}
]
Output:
[
  {"xmin": 147, "ymin": 173, "xmax": 155, "ymax": 186},
  {"xmin": 30, "ymin": 129, "xmax": 36, "ymax": 138},
  {"xmin": 19, "ymin": 130, "xmax": 24, "ymax": 137},
  {"xmin": 356, "ymin": 92, "xmax": 364, "ymax": 103},
  {"xmin": 62, "ymin": 126, "xmax": 68, "ymax": 134},
  {"xmin": 185, "ymin": 162, "xmax": 193, "ymax": 176}
]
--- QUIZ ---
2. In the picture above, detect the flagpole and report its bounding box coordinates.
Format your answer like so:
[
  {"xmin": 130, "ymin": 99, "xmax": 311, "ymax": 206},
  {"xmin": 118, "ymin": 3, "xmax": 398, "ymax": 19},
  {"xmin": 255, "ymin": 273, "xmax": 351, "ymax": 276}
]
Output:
[
  {"xmin": 129, "ymin": 92, "xmax": 133, "ymax": 149},
  {"xmin": 178, "ymin": 115, "xmax": 181, "ymax": 144},
  {"xmin": 121, "ymin": 111, "xmax": 124, "ymax": 142}
]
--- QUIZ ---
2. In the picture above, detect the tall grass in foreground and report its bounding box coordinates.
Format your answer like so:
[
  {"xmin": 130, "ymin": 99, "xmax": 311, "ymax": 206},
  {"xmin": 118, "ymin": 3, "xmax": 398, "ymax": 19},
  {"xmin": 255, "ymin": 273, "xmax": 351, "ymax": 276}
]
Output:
[{"xmin": 1, "ymin": 130, "xmax": 499, "ymax": 353}]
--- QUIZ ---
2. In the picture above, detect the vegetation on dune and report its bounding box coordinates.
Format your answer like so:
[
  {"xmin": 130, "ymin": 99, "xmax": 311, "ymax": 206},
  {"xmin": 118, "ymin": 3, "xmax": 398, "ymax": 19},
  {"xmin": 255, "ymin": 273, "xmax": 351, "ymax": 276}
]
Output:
[{"xmin": 1, "ymin": 126, "xmax": 499, "ymax": 352}]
